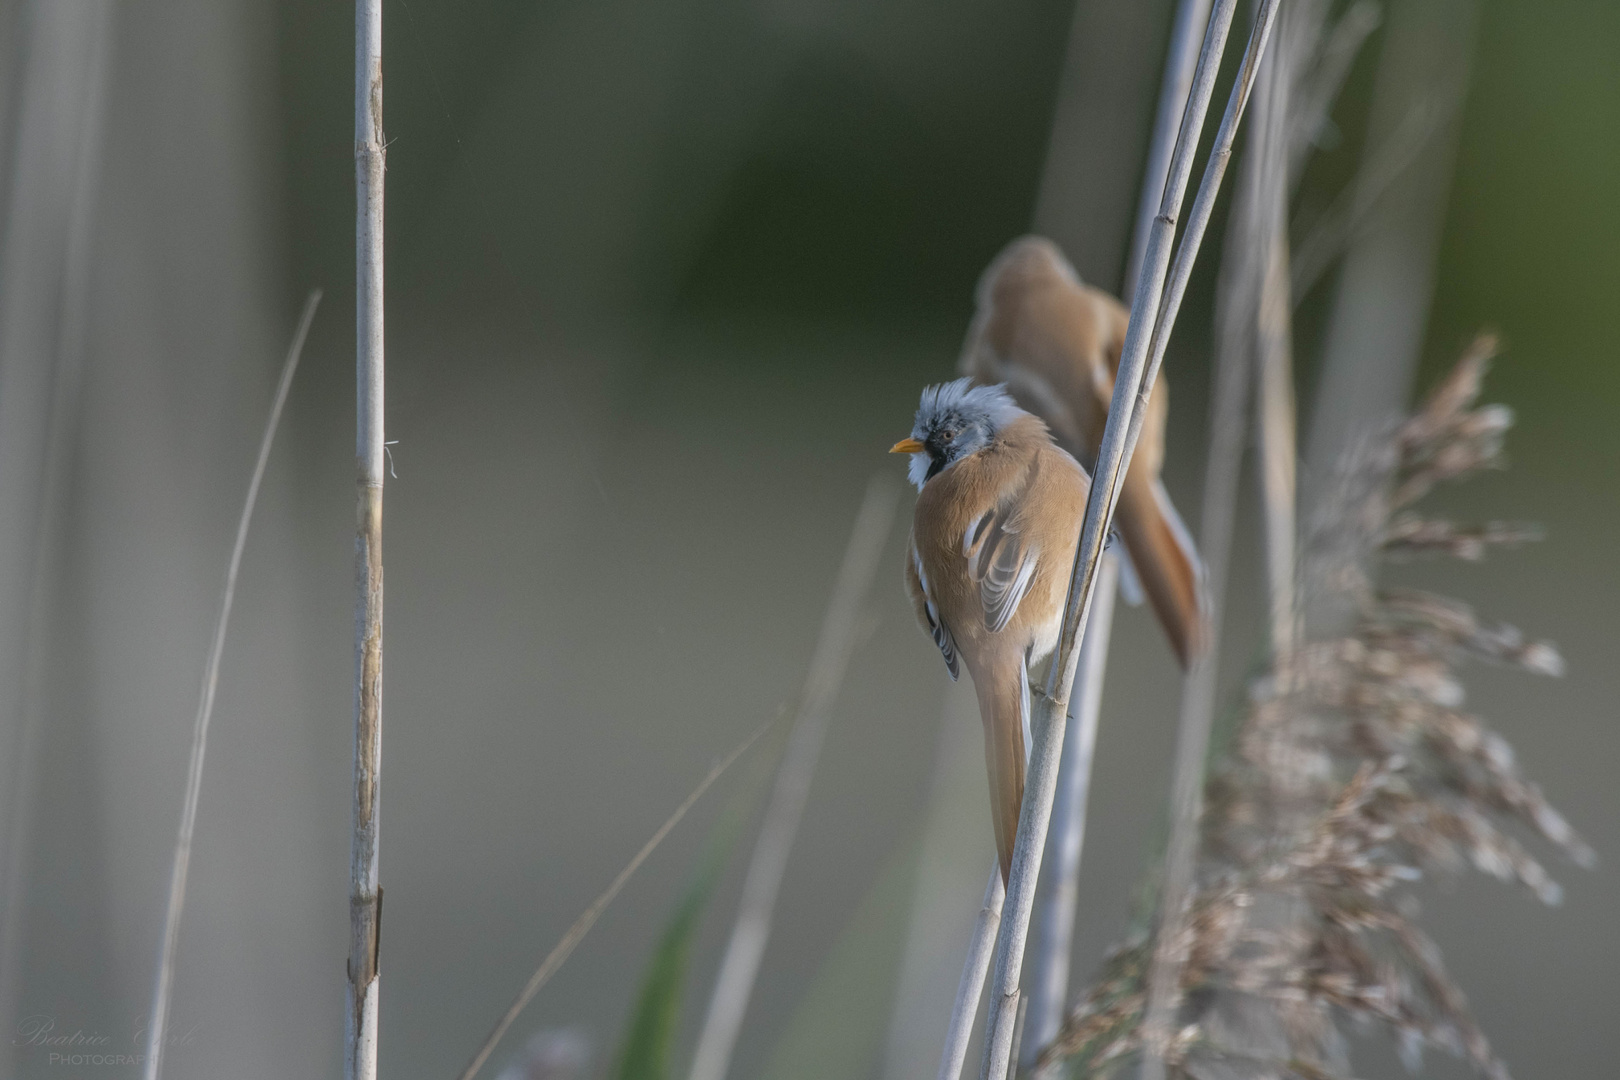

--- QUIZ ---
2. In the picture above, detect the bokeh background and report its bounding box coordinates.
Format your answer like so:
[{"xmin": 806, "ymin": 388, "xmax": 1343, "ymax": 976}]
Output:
[{"xmin": 0, "ymin": 0, "xmax": 1613, "ymax": 1078}]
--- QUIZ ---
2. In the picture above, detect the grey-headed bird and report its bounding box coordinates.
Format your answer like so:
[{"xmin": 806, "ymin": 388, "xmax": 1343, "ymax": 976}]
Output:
[
  {"xmin": 959, "ymin": 236, "xmax": 1203, "ymax": 666},
  {"xmin": 891, "ymin": 379, "xmax": 1090, "ymax": 882}
]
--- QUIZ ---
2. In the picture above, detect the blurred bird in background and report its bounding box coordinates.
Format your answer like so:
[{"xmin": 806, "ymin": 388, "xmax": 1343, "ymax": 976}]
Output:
[
  {"xmin": 960, "ymin": 236, "xmax": 1203, "ymax": 666},
  {"xmin": 892, "ymin": 237, "xmax": 1205, "ymax": 882},
  {"xmin": 891, "ymin": 379, "xmax": 1091, "ymax": 881}
]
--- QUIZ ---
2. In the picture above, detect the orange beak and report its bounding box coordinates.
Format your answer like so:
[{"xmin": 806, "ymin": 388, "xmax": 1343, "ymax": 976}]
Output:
[{"xmin": 889, "ymin": 437, "xmax": 925, "ymax": 454}]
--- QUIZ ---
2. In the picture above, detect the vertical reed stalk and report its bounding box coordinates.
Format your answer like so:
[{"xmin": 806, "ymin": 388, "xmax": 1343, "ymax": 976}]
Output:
[
  {"xmin": 937, "ymin": 867, "xmax": 1005, "ymax": 1080},
  {"xmin": 882, "ymin": 685, "xmax": 990, "ymax": 1080},
  {"xmin": 686, "ymin": 476, "xmax": 897, "ymax": 1080},
  {"xmin": 1135, "ymin": 3, "xmax": 1287, "ymax": 1078},
  {"xmin": 144, "ymin": 292, "xmax": 322, "ymax": 1080},
  {"xmin": 1251, "ymin": 22, "xmax": 1299, "ymax": 662},
  {"xmin": 1124, "ymin": 0, "xmax": 1217, "ymax": 293},
  {"xmin": 1020, "ymin": 553, "xmax": 1115, "ymax": 1070},
  {"xmin": 977, "ymin": 686, "xmax": 1068, "ymax": 1080},
  {"xmin": 976, "ymin": 1, "xmax": 1283, "ymax": 1075},
  {"xmin": 348, "ymin": 3, "xmax": 386, "ymax": 1079},
  {"xmin": 1255, "ymin": 223, "xmax": 1298, "ymax": 659},
  {"xmin": 1006, "ymin": 999, "xmax": 1029, "ymax": 1078},
  {"xmin": 0, "ymin": 6, "xmax": 112, "ymax": 1054},
  {"xmin": 1025, "ymin": 0, "xmax": 1213, "ymax": 1061},
  {"xmin": 1122, "ymin": 0, "xmax": 1280, "ymax": 489},
  {"xmin": 1303, "ymin": 0, "xmax": 1477, "ymax": 570},
  {"xmin": 1134, "ymin": 304, "xmax": 1247, "ymax": 1080}
]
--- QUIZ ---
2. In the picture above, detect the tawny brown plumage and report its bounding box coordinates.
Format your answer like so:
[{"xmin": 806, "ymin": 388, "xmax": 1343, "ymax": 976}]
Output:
[
  {"xmin": 959, "ymin": 235, "xmax": 1204, "ymax": 666},
  {"xmin": 898, "ymin": 392, "xmax": 1090, "ymax": 882}
]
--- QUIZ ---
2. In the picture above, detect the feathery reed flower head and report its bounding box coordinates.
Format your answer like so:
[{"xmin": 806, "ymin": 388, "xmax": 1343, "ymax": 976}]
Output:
[{"xmin": 1040, "ymin": 338, "xmax": 1591, "ymax": 1080}]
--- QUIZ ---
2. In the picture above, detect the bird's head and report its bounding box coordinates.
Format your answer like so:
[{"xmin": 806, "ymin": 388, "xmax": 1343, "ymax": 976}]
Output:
[{"xmin": 890, "ymin": 378, "xmax": 1023, "ymax": 490}]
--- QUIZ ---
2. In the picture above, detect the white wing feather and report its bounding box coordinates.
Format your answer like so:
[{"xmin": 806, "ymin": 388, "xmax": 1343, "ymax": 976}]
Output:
[
  {"xmin": 964, "ymin": 506, "xmax": 1040, "ymax": 635},
  {"xmin": 913, "ymin": 543, "xmax": 959, "ymax": 680}
]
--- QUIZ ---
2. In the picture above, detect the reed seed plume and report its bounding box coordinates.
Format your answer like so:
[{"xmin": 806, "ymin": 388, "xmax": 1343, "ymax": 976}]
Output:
[{"xmin": 1038, "ymin": 339, "xmax": 1592, "ymax": 1080}]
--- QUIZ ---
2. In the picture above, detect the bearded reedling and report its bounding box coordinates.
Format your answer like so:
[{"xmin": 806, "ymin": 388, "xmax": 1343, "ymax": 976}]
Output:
[
  {"xmin": 892, "ymin": 380, "xmax": 1091, "ymax": 881},
  {"xmin": 960, "ymin": 236, "xmax": 1204, "ymax": 666}
]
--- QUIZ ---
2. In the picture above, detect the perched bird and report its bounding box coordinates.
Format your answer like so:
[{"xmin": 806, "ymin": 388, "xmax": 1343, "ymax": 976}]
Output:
[
  {"xmin": 892, "ymin": 379, "xmax": 1091, "ymax": 881},
  {"xmin": 959, "ymin": 235, "xmax": 1203, "ymax": 666}
]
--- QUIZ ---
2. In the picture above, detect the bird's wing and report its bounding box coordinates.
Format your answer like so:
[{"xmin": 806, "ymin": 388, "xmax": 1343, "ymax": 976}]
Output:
[
  {"xmin": 962, "ymin": 493, "xmax": 1041, "ymax": 635},
  {"xmin": 906, "ymin": 537, "xmax": 959, "ymax": 679}
]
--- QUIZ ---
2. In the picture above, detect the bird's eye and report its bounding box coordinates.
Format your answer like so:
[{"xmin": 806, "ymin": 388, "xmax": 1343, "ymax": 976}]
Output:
[{"xmin": 941, "ymin": 428, "xmax": 959, "ymax": 441}]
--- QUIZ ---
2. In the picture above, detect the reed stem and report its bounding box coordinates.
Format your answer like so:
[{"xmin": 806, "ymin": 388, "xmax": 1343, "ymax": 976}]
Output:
[
  {"xmin": 1125, "ymin": 0, "xmax": 1217, "ymax": 294},
  {"xmin": 1135, "ymin": 3, "xmax": 1287, "ymax": 1077},
  {"xmin": 143, "ymin": 292, "xmax": 321, "ymax": 1080},
  {"xmin": 1024, "ymin": 0, "xmax": 1213, "ymax": 1060},
  {"xmin": 937, "ymin": 867, "xmax": 1005, "ymax": 1080},
  {"xmin": 686, "ymin": 476, "xmax": 897, "ymax": 1080},
  {"xmin": 455, "ymin": 717, "xmax": 777, "ymax": 1080},
  {"xmin": 1020, "ymin": 553, "xmax": 1115, "ymax": 1071},
  {"xmin": 1302, "ymin": 0, "xmax": 1477, "ymax": 538},
  {"xmin": 1252, "ymin": 16, "xmax": 1300, "ymax": 661},
  {"xmin": 0, "ymin": 7, "xmax": 113, "ymax": 1054},
  {"xmin": 1123, "ymin": 0, "xmax": 1282, "ymax": 496},
  {"xmin": 976, "ymin": 0, "xmax": 1279, "ymax": 1073},
  {"xmin": 348, "ymin": 2, "xmax": 386, "ymax": 1078}
]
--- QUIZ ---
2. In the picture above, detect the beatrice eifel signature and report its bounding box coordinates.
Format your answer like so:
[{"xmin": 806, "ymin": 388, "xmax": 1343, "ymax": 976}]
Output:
[{"xmin": 13, "ymin": 1014, "xmax": 200, "ymax": 1067}]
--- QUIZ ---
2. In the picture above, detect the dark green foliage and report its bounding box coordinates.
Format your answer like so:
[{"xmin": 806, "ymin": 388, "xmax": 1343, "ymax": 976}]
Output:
[
  {"xmin": 612, "ymin": 750, "xmax": 775, "ymax": 1080},
  {"xmin": 611, "ymin": 859, "xmax": 721, "ymax": 1080}
]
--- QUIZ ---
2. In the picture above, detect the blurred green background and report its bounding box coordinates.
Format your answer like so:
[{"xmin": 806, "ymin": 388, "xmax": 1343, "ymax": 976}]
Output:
[{"xmin": 2, "ymin": 0, "xmax": 1614, "ymax": 1078}]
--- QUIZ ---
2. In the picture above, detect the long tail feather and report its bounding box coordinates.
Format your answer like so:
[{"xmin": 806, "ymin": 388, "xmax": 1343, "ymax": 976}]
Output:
[
  {"xmin": 976, "ymin": 656, "xmax": 1030, "ymax": 883},
  {"xmin": 1115, "ymin": 471, "xmax": 1205, "ymax": 667}
]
